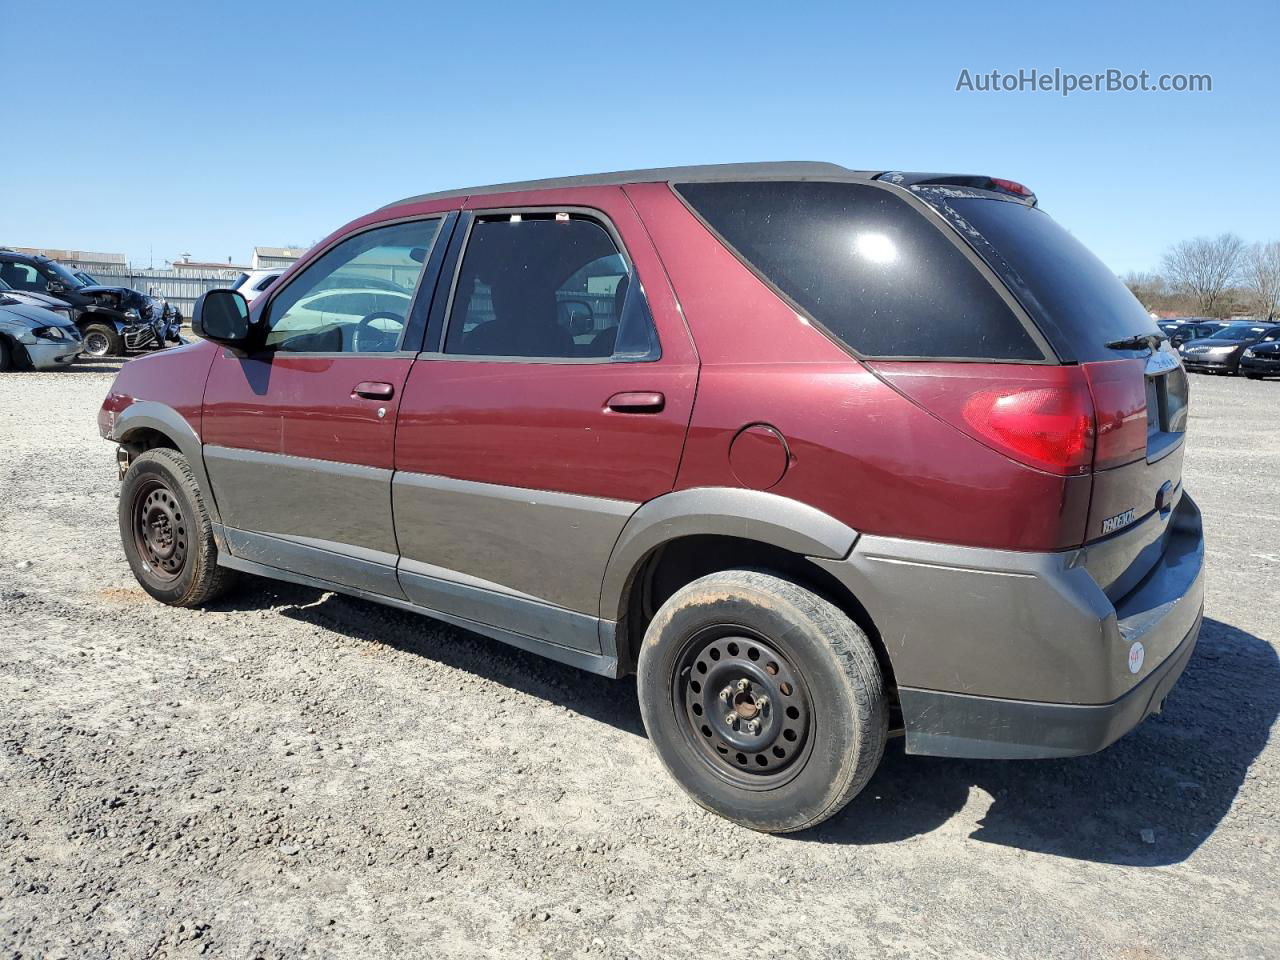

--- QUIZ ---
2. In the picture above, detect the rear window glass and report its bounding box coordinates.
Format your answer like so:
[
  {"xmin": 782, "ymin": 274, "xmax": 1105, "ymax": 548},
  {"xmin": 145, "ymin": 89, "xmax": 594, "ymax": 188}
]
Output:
[
  {"xmin": 674, "ymin": 180, "xmax": 1042, "ymax": 360},
  {"xmin": 937, "ymin": 197, "xmax": 1163, "ymax": 362}
]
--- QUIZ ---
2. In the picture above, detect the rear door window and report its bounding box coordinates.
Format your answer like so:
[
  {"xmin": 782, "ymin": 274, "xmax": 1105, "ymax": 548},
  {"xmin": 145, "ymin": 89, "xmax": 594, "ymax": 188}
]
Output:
[
  {"xmin": 443, "ymin": 213, "xmax": 660, "ymax": 361},
  {"xmin": 674, "ymin": 180, "xmax": 1044, "ymax": 361}
]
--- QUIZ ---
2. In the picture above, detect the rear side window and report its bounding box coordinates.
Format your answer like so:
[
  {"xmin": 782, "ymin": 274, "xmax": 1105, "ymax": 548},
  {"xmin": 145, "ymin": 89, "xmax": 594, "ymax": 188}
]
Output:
[
  {"xmin": 935, "ymin": 197, "xmax": 1164, "ymax": 363},
  {"xmin": 674, "ymin": 180, "xmax": 1042, "ymax": 361},
  {"xmin": 444, "ymin": 214, "xmax": 660, "ymax": 361}
]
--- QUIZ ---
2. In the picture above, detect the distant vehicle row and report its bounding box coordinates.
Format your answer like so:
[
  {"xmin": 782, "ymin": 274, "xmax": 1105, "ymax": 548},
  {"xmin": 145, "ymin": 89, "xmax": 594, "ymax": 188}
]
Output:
[
  {"xmin": 1158, "ymin": 318, "xmax": 1280, "ymax": 378},
  {"xmin": 0, "ymin": 248, "xmax": 182, "ymax": 358}
]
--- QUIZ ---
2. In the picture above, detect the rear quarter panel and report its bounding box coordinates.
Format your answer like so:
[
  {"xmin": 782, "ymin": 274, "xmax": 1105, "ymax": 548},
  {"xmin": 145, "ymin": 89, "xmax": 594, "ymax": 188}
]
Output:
[{"xmin": 627, "ymin": 181, "xmax": 1090, "ymax": 551}]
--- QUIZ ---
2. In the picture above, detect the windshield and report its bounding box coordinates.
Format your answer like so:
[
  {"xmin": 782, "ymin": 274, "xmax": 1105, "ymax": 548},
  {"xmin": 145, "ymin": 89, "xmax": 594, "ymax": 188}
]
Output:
[
  {"xmin": 928, "ymin": 195, "xmax": 1163, "ymax": 363},
  {"xmin": 41, "ymin": 260, "xmax": 87, "ymax": 288},
  {"xmin": 1207, "ymin": 324, "xmax": 1270, "ymax": 342},
  {"xmin": 76, "ymin": 271, "xmax": 98, "ymax": 285}
]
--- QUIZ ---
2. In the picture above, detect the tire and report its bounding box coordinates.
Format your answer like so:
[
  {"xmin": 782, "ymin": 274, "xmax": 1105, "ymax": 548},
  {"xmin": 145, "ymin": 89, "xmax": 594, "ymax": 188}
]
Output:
[
  {"xmin": 637, "ymin": 569, "xmax": 888, "ymax": 833},
  {"xmin": 81, "ymin": 322, "xmax": 123, "ymax": 358},
  {"xmin": 118, "ymin": 448, "xmax": 237, "ymax": 607},
  {"xmin": 0, "ymin": 337, "xmax": 11, "ymax": 372},
  {"xmin": 1246, "ymin": 373, "xmax": 1261, "ymax": 380}
]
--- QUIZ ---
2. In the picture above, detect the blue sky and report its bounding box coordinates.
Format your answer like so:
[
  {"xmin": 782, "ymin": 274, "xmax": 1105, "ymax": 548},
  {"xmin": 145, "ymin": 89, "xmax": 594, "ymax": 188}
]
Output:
[{"xmin": 4, "ymin": 0, "xmax": 1275, "ymax": 274}]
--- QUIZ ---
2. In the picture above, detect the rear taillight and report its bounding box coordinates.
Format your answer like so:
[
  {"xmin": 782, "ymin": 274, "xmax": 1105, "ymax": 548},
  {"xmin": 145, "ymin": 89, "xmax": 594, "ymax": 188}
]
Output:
[
  {"xmin": 1083, "ymin": 360, "xmax": 1148, "ymax": 470},
  {"xmin": 868, "ymin": 363, "xmax": 1097, "ymax": 476},
  {"xmin": 960, "ymin": 385, "xmax": 1094, "ymax": 475}
]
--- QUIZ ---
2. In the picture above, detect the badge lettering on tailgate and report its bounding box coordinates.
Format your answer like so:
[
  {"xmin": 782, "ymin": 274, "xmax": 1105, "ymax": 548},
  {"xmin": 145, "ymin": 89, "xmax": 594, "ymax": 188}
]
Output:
[{"xmin": 1101, "ymin": 508, "xmax": 1137, "ymax": 535}]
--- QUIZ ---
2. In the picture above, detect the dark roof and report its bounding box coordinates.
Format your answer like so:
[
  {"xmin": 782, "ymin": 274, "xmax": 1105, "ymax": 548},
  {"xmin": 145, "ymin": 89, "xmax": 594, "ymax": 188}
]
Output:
[{"xmin": 381, "ymin": 161, "xmax": 879, "ymax": 209}]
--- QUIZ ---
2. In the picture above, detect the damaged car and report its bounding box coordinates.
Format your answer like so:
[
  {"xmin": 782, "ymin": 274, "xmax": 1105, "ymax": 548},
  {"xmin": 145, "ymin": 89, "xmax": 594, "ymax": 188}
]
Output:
[
  {"xmin": 0, "ymin": 293, "xmax": 83, "ymax": 371},
  {"xmin": 0, "ymin": 249, "xmax": 173, "ymax": 357}
]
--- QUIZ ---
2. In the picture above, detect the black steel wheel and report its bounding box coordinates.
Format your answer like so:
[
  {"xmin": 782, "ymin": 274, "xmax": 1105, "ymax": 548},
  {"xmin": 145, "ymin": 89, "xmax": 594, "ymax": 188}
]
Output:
[
  {"xmin": 637, "ymin": 569, "xmax": 888, "ymax": 833},
  {"xmin": 130, "ymin": 479, "xmax": 188, "ymax": 581},
  {"xmin": 118, "ymin": 448, "xmax": 237, "ymax": 607},
  {"xmin": 674, "ymin": 627, "xmax": 813, "ymax": 786}
]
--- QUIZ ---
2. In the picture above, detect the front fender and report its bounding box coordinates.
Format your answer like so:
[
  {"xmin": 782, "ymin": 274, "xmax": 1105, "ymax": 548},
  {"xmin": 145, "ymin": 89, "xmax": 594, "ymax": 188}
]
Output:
[
  {"xmin": 108, "ymin": 400, "xmax": 222, "ymax": 527},
  {"xmin": 598, "ymin": 487, "xmax": 860, "ymax": 623}
]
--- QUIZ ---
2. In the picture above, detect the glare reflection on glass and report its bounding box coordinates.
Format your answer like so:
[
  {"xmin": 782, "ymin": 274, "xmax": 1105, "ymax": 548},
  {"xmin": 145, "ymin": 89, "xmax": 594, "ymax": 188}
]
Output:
[{"xmin": 854, "ymin": 232, "xmax": 898, "ymax": 265}]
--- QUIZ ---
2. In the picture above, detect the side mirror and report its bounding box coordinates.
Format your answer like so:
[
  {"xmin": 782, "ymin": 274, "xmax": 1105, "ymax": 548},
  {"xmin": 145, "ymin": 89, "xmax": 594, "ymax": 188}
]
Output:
[
  {"xmin": 192, "ymin": 289, "xmax": 253, "ymax": 346},
  {"xmin": 47, "ymin": 280, "xmax": 67, "ymax": 294}
]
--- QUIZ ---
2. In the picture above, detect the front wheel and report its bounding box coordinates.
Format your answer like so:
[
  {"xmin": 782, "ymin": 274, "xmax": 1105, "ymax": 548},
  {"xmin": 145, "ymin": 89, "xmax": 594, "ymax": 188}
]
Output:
[
  {"xmin": 637, "ymin": 569, "xmax": 888, "ymax": 833},
  {"xmin": 118, "ymin": 448, "xmax": 236, "ymax": 606},
  {"xmin": 81, "ymin": 322, "xmax": 123, "ymax": 358}
]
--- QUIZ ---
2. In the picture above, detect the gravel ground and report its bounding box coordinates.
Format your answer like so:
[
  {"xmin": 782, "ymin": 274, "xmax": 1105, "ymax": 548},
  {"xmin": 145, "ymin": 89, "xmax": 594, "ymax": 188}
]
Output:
[{"xmin": 1, "ymin": 361, "xmax": 1277, "ymax": 960}]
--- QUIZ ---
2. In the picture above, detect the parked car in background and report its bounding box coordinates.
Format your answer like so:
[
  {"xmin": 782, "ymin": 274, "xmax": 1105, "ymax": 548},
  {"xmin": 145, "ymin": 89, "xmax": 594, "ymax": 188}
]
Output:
[
  {"xmin": 1179, "ymin": 322, "xmax": 1280, "ymax": 374},
  {"xmin": 99, "ymin": 162, "xmax": 1204, "ymax": 833},
  {"xmin": 231, "ymin": 269, "xmax": 284, "ymax": 304},
  {"xmin": 0, "ymin": 249, "xmax": 172, "ymax": 357},
  {"xmin": 1240, "ymin": 336, "xmax": 1280, "ymax": 379},
  {"xmin": 0, "ymin": 294, "xmax": 83, "ymax": 371},
  {"xmin": 1158, "ymin": 319, "xmax": 1221, "ymax": 348}
]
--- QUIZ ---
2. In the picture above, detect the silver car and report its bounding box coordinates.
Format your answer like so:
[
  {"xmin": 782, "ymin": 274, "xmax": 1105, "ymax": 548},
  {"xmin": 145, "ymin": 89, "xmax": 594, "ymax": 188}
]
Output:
[{"xmin": 0, "ymin": 297, "xmax": 83, "ymax": 371}]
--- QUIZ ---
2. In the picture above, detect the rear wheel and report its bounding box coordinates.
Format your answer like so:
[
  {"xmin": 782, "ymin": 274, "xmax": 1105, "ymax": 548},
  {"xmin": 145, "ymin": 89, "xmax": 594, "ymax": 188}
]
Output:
[
  {"xmin": 637, "ymin": 569, "xmax": 888, "ymax": 833},
  {"xmin": 118, "ymin": 448, "xmax": 236, "ymax": 606},
  {"xmin": 0, "ymin": 337, "xmax": 11, "ymax": 372},
  {"xmin": 81, "ymin": 322, "xmax": 123, "ymax": 358}
]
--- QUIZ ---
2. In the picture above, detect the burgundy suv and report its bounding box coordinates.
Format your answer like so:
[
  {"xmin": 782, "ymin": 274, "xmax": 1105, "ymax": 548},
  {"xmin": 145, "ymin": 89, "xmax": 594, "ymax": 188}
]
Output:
[{"xmin": 100, "ymin": 163, "xmax": 1204, "ymax": 832}]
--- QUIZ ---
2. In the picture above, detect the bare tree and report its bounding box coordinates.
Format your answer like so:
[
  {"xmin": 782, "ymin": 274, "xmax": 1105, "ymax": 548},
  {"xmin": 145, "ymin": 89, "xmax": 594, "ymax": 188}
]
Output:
[
  {"xmin": 1242, "ymin": 241, "xmax": 1280, "ymax": 323},
  {"xmin": 1161, "ymin": 233, "xmax": 1245, "ymax": 317},
  {"xmin": 1121, "ymin": 271, "xmax": 1165, "ymax": 310}
]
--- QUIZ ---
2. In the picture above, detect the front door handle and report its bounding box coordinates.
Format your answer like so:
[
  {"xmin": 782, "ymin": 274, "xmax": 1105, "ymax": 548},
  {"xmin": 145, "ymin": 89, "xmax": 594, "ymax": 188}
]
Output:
[
  {"xmin": 606, "ymin": 391, "xmax": 665, "ymax": 413},
  {"xmin": 353, "ymin": 381, "xmax": 395, "ymax": 401}
]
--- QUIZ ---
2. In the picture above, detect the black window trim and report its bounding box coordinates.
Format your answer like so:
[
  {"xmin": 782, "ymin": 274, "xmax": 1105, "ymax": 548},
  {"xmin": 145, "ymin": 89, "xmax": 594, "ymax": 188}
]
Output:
[
  {"xmin": 255, "ymin": 212, "xmax": 452, "ymax": 358},
  {"xmin": 424, "ymin": 204, "xmax": 662, "ymax": 366},
  {"xmin": 669, "ymin": 176, "xmax": 1059, "ymax": 366}
]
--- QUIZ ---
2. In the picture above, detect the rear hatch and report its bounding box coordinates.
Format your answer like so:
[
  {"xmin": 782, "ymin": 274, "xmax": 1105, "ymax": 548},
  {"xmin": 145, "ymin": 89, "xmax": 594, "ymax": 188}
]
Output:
[
  {"xmin": 672, "ymin": 176, "xmax": 1189, "ymax": 584},
  {"xmin": 911, "ymin": 182, "xmax": 1189, "ymax": 595}
]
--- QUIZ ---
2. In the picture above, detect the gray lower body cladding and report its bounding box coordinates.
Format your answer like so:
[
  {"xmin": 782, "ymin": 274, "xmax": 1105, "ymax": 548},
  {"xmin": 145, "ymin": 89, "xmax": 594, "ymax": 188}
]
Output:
[
  {"xmin": 898, "ymin": 613, "xmax": 1200, "ymax": 759},
  {"xmin": 816, "ymin": 494, "xmax": 1205, "ymax": 759}
]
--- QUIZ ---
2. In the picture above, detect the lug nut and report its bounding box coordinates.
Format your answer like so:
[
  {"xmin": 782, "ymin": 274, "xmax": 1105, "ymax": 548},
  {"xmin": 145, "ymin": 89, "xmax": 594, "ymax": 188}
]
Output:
[
  {"xmin": 755, "ymin": 695, "xmax": 769, "ymax": 712},
  {"xmin": 719, "ymin": 686, "xmax": 732, "ymax": 703},
  {"xmin": 746, "ymin": 719, "xmax": 760, "ymax": 734},
  {"xmin": 736, "ymin": 678, "xmax": 751, "ymax": 693},
  {"xmin": 724, "ymin": 713, "xmax": 738, "ymax": 727}
]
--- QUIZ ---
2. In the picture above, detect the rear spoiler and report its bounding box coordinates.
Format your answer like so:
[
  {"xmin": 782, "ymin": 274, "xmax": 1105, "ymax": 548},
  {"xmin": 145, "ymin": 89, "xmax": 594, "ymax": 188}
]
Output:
[{"xmin": 877, "ymin": 172, "xmax": 1037, "ymax": 206}]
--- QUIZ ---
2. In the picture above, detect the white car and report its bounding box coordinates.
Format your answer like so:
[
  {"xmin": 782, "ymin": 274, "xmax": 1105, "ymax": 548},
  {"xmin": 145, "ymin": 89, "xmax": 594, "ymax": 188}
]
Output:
[
  {"xmin": 266, "ymin": 287, "xmax": 411, "ymax": 351},
  {"xmin": 231, "ymin": 269, "xmax": 284, "ymax": 304}
]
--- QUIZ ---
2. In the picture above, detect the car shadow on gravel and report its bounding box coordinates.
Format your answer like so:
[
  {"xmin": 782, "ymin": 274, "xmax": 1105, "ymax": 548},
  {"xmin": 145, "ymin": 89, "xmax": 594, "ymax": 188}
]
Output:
[
  {"xmin": 213, "ymin": 582, "xmax": 1274, "ymax": 865},
  {"xmin": 213, "ymin": 580, "xmax": 648, "ymax": 737},
  {"xmin": 802, "ymin": 617, "xmax": 1278, "ymax": 865}
]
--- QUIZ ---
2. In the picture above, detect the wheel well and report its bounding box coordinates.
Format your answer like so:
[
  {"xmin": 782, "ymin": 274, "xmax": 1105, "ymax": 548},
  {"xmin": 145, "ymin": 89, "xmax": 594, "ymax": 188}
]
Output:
[
  {"xmin": 119, "ymin": 427, "xmax": 178, "ymax": 457},
  {"xmin": 616, "ymin": 534, "xmax": 898, "ymax": 698}
]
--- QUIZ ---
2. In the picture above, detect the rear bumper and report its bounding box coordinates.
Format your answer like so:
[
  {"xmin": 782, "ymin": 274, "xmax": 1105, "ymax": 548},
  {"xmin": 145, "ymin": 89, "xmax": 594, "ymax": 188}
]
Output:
[
  {"xmin": 896, "ymin": 613, "xmax": 1200, "ymax": 758},
  {"xmin": 813, "ymin": 493, "xmax": 1205, "ymax": 759}
]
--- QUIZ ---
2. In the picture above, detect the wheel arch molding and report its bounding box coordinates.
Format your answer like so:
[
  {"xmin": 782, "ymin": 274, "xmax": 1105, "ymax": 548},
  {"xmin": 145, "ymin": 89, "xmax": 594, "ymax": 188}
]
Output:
[
  {"xmin": 111, "ymin": 401, "xmax": 222, "ymax": 526},
  {"xmin": 598, "ymin": 487, "xmax": 860, "ymax": 626}
]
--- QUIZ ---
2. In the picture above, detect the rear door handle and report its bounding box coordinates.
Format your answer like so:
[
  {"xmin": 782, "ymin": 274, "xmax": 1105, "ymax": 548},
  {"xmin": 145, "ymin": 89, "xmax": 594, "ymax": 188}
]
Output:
[
  {"xmin": 606, "ymin": 391, "xmax": 665, "ymax": 413},
  {"xmin": 353, "ymin": 381, "xmax": 395, "ymax": 400}
]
